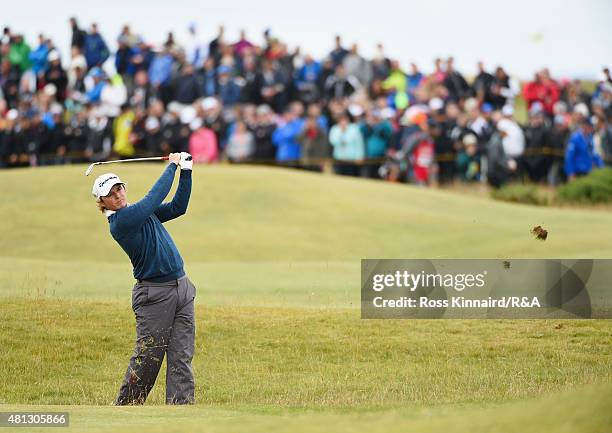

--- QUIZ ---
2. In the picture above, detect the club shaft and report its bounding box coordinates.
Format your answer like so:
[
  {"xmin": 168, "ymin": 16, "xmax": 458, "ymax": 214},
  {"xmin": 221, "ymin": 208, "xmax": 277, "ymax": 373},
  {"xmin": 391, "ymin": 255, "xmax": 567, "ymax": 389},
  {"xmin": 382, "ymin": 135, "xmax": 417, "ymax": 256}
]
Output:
[{"xmin": 96, "ymin": 156, "xmax": 169, "ymax": 165}]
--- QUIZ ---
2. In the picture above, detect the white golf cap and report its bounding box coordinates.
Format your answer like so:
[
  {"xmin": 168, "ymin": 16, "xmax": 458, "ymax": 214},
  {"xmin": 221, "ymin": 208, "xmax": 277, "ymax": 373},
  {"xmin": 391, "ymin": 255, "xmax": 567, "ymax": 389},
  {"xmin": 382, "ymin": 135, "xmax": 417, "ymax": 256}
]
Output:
[
  {"xmin": 347, "ymin": 104, "xmax": 364, "ymax": 117},
  {"xmin": 180, "ymin": 106, "xmax": 196, "ymax": 124},
  {"xmin": 43, "ymin": 83, "xmax": 57, "ymax": 96},
  {"xmin": 429, "ymin": 97, "xmax": 445, "ymax": 111},
  {"xmin": 464, "ymin": 97, "xmax": 479, "ymax": 112},
  {"xmin": 462, "ymin": 134, "xmax": 478, "ymax": 146},
  {"xmin": 144, "ymin": 116, "xmax": 160, "ymax": 131},
  {"xmin": 50, "ymin": 102, "xmax": 63, "ymax": 115},
  {"xmin": 256, "ymin": 104, "xmax": 272, "ymax": 115},
  {"xmin": 47, "ymin": 50, "xmax": 60, "ymax": 62},
  {"xmin": 573, "ymin": 102, "xmax": 589, "ymax": 117},
  {"xmin": 167, "ymin": 101, "xmax": 182, "ymax": 114},
  {"xmin": 201, "ymin": 97, "xmax": 219, "ymax": 111},
  {"xmin": 6, "ymin": 109, "xmax": 19, "ymax": 120},
  {"xmin": 92, "ymin": 173, "xmax": 125, "ymax": 199}
]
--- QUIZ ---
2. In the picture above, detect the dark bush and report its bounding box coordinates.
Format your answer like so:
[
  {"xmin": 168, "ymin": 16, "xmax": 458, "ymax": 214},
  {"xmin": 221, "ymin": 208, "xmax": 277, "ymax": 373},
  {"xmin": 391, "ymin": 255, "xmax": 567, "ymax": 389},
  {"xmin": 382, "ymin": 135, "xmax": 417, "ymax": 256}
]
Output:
[
  {"xmin": 556, "ymin": 168, "xmax": 612, "ymax": 204},
  {"xmin": 491, "ymin": 183, "xmax": 548, "ymax": 206}
]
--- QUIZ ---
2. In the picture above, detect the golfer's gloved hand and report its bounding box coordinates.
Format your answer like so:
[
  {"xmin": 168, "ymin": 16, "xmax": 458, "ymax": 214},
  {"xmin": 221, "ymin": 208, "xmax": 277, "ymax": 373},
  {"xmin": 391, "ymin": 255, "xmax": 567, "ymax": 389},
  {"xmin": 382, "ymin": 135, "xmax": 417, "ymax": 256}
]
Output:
[{"xmin": 179, "ymin": 152, "xmax": 193, "ymax": 170}]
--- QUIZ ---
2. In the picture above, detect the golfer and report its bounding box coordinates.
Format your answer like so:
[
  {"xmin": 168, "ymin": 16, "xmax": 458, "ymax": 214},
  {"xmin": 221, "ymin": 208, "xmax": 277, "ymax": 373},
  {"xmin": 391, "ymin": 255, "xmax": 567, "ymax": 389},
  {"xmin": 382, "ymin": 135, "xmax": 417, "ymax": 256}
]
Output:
[{"xmin": 92, "ymin": 152, "xmax": 196, "ymax": 405}]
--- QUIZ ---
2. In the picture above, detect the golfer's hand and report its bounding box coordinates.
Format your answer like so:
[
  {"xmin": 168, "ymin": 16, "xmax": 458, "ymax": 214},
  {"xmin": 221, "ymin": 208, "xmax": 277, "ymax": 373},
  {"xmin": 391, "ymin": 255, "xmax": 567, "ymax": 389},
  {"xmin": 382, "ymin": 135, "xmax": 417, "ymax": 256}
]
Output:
[
  {"xmin": 179, "ymin": 152, "xmax": 193, "ymax": 171},
  {"xmin": 168, "ymin": 153, "xmax": 181, "ymax": 165}
]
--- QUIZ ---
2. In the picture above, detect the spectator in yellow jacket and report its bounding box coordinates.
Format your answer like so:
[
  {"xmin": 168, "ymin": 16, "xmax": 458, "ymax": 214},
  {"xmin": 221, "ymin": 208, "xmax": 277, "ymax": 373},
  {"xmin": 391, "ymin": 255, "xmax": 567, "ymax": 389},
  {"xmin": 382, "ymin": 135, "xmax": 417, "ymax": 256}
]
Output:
[{"xmin": 113, "ymin": 105, "xmax": 136, "ymax": 157}]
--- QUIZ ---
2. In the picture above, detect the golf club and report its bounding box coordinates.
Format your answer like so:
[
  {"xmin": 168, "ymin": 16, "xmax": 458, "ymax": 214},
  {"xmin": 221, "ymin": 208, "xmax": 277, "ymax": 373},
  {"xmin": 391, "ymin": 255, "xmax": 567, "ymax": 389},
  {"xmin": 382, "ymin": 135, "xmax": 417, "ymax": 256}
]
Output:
[{"xmin": 85, "ymin": 156, "xmax": 170, "ymax": 176}]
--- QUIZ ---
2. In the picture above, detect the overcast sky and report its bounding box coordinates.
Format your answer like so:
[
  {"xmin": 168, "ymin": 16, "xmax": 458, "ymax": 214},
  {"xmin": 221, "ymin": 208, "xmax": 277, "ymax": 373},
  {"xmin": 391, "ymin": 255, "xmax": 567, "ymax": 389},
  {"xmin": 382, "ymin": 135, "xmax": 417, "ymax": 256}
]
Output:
[{"xmin": 4, "ymin": 0, "xmax": 611, "ymax": 80}]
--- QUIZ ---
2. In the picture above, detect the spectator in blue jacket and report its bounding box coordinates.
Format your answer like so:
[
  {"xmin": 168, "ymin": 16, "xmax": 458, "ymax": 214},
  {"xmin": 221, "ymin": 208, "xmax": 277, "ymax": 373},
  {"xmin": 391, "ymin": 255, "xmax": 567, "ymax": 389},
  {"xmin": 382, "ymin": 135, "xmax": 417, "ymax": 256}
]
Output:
[
  {"xmin": 329, "ymin": 112, "xmax": 365, "ymax": 176},
  {"xmin": 173, "ymin": 63, "xmax": 201, "ymax": 104},
  {"xmin": 29, "ymin": 34, "xmax": 49, "ymax": 78},
  {"xmin": 565, "ymin": 117, "xmax": 604, "ymax": 180},
  {"xmin": 84, "ymin": 23, "xmax": 110, "ymax": 69},
  {"xmin": 199, "ymin": 57, "xmax": 217, "ymax": 97},
  {"xmin": 407, "ymin": 63, "xmax": 424, "ymax": 104},
  {"xmin": 148, "ymin": 48, "xmax": 173, "ymax": 104},
  {"xmin": 272, "ymin": 105, "xmax": 305, "ymax": 162},
  {"xmin": 129, "ymin": 38, "xmax": 154, "ymax": 73},
  {"xmin": 85, "ymin": 67, "xmax": 107, "ymax": 103},
  {"xmin": 295, "ymin": 55, "xmax": 321, "ymax": 103},
  {"xmin": 217, "ymin": 65, "xmax": 241, "ymax": 107},
  {"xmin": 360, "ymin": 109, "xmax": 393, "ymax": 177},
  {"xmin": 115, "ymin": 36, "xmax": 136, "ymax": 77},
  {"xmin": 329, "ymin": 35, "xmax": 348, "ymax": 67},
  {"xmin": 148, "ymin": 49, "xmax": 172, "ymax": 87}
]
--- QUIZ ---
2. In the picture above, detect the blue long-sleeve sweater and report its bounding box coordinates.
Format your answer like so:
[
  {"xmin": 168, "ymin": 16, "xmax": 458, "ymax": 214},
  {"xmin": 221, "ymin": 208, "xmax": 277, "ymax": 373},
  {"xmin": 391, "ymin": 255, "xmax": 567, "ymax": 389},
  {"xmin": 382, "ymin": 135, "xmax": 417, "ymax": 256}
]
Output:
[
  {"xmin": 564, "ymin": 129, "xmax": 604, "ymax": 177},
  {"xmin": 272, "ymin": 119, "xmax": 305, "ymax": 161},
  {"xmin": 84, "ymin": 33, "xmax": 110, "ymax": 68},
  {"xmin": 108, "ymin": 164, "xmax": 192, "ymax": 282}
]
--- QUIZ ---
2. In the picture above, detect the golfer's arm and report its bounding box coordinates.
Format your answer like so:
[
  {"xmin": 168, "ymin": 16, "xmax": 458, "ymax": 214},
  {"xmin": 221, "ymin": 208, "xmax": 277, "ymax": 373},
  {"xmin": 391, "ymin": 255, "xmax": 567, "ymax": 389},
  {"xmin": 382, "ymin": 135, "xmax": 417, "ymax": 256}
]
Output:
[
  {"xmin": 114, "ymin": 164, "xmax": 177, "ymax": 232},
  {"xmin": 155, "ymin": 169, "xmax": 192, "ymax": 223}
]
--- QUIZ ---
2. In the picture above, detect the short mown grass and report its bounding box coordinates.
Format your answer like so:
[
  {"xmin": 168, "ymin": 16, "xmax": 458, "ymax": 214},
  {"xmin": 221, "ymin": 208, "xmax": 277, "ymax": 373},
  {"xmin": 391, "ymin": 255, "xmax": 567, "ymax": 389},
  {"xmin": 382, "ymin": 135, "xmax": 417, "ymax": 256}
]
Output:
[
  {"xmin": 1, "ymin": 164, "xmax": 611, "ymax": 432},
  {"xmin": 1, "ymin": 298, "xmax": 610, "ymax": 408}
]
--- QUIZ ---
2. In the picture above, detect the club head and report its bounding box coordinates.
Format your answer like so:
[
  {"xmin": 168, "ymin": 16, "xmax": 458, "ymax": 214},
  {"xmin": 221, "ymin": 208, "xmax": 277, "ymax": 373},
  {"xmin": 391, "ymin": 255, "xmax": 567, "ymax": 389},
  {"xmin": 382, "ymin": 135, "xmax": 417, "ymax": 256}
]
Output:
[{"xmin": 85, "ymin": 163, "xmax": 96, "ymax": 176}]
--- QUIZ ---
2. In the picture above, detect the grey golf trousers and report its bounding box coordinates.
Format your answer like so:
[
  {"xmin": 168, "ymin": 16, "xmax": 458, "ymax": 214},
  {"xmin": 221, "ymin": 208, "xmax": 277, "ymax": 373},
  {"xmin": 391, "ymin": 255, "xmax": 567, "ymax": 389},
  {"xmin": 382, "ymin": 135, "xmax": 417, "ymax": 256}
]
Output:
[{"xmin": 115, "ymin": 275, "xmax": 196, "ymax": 405}]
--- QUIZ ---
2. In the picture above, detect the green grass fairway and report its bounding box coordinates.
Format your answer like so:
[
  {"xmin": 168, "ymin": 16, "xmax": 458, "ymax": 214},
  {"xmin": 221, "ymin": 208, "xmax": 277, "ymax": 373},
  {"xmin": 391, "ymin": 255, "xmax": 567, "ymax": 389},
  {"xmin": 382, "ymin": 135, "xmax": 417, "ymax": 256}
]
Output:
[{"xmin": 1, "ymin": 164, "xmax": 611, "ymax": 432}]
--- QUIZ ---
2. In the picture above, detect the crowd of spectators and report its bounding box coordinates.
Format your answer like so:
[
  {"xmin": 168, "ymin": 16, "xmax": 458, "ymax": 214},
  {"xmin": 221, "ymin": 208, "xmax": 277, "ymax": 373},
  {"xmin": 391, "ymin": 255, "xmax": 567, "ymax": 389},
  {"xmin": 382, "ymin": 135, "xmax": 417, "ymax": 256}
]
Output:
[{"xmin": 1, "ymin": 19, "xmax": 611, "ymax": 187}]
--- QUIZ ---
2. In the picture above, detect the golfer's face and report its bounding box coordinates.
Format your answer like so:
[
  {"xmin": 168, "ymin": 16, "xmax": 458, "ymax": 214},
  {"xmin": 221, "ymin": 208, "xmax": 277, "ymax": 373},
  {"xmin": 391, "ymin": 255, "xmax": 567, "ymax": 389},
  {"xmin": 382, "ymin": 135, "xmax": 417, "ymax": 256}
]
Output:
[{"xmin": 102, "ymin": 184, "xmax": 127, "ymax": 210}]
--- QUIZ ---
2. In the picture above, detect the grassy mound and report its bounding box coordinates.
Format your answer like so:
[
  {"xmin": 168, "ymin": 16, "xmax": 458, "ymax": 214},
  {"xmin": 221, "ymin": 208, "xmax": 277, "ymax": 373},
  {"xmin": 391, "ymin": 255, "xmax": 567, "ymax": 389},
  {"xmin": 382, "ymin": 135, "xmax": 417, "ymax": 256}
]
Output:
[{"xmin": 556, "ymin": 168, "xmax": 612, "ymax": 204}]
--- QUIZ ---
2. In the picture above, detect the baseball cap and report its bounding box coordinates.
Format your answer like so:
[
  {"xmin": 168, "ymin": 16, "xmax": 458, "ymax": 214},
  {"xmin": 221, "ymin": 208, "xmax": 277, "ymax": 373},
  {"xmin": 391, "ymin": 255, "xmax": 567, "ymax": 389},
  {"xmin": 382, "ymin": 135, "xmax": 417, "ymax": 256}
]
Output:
[
  {"xmin": 6, "ymin": 109, "xmax": 19, "ymax": 121},
  {"xmin": 256, "ymin": 104, "xmax": 271, "ymax": 115},
  {"xmin": 202, "ymin": 97, "xmax": 219, "ymax": 111},
  {"xmin": 145, "ymin": 116, "xmax": 160, "ymax": 131},
  {"xmin": 429, "ymin": 97, "xmax": 444, "ymax": 112},
  {"xmin": 167, "ymin": 101, "xmax": 183, "ymax": 114},
  {"xmin": 92, "ymin": 173, "xmax": 126, "ymax": 199},
  {"xmin": 464, "ymin": 97, "xmax": 479, "ymax": 112},
  {"xmin": 180, "ymin": 106, "xmax": 197, "ymax": 124},
  {"xmin": 529, "ymin": 101, "xmax": 544, "ymax": 115},
  {"xmin": 47, "ymin": 50, "xmax": 60, "ymax": 62},
  {"xmin": 462, "ymin": 134, "xmax": 478, "ymax": 146},
  {"xmin": 347, "ymin": 104, "xmax": 364, "ymax": 117},
  {"xmin": 573, "ymin": 102, "xmax": 589, "ymax": 118},
  {"xmin": 43, "ymin": 83, "xmax": 57, "ymax": 96}
]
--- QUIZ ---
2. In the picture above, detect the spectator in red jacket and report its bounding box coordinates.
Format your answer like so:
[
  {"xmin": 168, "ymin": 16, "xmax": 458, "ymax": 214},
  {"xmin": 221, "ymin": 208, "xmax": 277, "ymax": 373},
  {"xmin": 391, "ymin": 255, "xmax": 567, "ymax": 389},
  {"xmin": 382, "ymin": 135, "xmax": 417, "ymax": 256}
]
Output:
[{"xmin": 523, "ymin": 69, "xmax": 560, "ymax": 116}]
